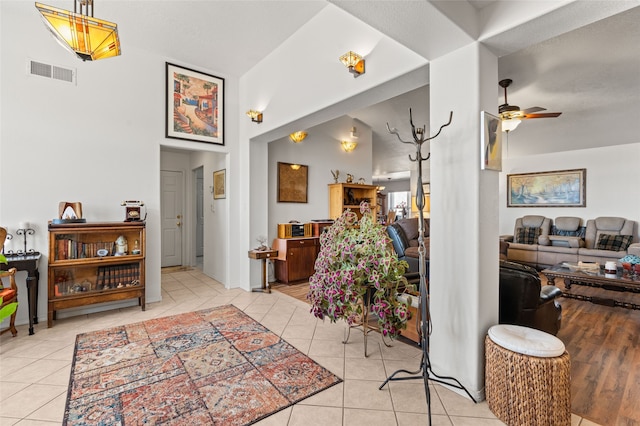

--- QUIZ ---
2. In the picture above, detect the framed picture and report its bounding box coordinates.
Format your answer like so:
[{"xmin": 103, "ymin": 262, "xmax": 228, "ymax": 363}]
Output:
[
  {"xmin": 166, "ymin": 63, "xmax": 224, "ymax": 145},
  {"xmin": 213, "ymin": 169, "xmax": 226, "ymax": 199},
  {"xmin": 507, "ymin": 168, "xmax": 586, "ymax": 207},
  {"xmin": 481, "ymin": 111, "xmax": 502, "ymax": 171},
  {"xmin": 277, "ymin": 162, "xmax": 308, "ymax": 203}
]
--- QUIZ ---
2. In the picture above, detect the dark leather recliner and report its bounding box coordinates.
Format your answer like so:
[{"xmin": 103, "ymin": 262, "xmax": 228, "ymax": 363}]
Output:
[
  {"xmin": 387, "ymin": 223, "xmax": 420, "ymax": 272},
  {"xmin": 499, "ymin": 260, "xmax": 562, "ymax": 335}
]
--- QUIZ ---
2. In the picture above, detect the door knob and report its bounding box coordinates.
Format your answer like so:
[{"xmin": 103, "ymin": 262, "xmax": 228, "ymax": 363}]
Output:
[{"xmin": 176, "ymin": 221, "xmax": 181, "ymax": 227}]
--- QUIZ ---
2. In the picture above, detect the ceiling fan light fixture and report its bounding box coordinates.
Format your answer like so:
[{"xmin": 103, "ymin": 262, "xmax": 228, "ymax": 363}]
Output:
[{"xmin": 502, "ymin": 119, "xmax": 521, "ymax": 133}]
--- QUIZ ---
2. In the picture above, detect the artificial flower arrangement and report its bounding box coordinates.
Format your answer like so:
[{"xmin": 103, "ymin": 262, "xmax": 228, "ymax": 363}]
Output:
[{"xmin": 308, "ymin": 201, "xmax": 413, "ymax": 338}]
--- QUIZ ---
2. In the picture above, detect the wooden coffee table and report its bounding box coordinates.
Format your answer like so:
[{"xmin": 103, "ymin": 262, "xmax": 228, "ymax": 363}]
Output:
[{"xmin": 542, "ymin": 263, "xmax": 640, "ymax": 310}]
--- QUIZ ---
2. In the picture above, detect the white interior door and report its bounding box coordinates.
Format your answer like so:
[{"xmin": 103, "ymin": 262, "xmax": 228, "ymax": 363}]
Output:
[{"xmin": 161, "ymin": 170, "xmax": 183, "ymax": 267}]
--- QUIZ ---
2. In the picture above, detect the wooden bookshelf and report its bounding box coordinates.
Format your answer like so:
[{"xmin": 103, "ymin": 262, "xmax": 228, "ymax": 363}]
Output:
[{"xmin": 47, "ymin": 221, "xmax": 145, "ymax": 327}]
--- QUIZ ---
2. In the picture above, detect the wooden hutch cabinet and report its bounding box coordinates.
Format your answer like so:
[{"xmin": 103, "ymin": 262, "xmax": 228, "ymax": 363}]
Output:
[
  {"xmin": 271, "ymin": 237, "xmax": 319, "ymax": 284},
  {"xmin": 47, "ymin": 221, "xmax": 146, "ymax": 327},
  {"xmin": 328, "ymin": 183, "xmax": 378, "ymax": 220}
]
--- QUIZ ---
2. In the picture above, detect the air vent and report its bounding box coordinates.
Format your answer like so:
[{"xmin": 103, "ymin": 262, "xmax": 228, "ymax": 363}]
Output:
[{"xmin": 28, "ymin": 60, "xmax": 76, "ymax": 84}]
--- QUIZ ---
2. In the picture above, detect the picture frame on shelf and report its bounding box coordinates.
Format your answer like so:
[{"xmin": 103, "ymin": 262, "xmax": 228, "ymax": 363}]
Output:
[
  {"xmin": 165, "ymin": 63, "xmax": 224, "ymax": 145},
  {"xmin": 213, "ymin": 169, "xmax": 226, "ymax": 199},
  {"xmin": 480, "ymin": 111, "xmax": 502, "ymax": 171},
  {"xmin": 507, "ymin": 168, "xmax": 586, "ymax": 207},
  {"xmin": 277, "ymin": 162, "xmax": 308, "ymax": 203}
]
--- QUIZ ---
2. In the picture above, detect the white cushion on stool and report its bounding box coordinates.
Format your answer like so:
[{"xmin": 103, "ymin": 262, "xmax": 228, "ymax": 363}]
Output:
[{"xmin": 488, "ymin": 324, "xmax": 565, "ymax": 358}]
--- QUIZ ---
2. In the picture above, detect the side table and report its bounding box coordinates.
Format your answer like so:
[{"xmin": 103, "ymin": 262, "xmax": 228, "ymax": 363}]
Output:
[
  {"xmin": 1, "ymin": 252, "xmax": 41, "ymax": 335},
  {"xmin": 248, "ymin": 249, "xmax": 278, "ymax": 293}
]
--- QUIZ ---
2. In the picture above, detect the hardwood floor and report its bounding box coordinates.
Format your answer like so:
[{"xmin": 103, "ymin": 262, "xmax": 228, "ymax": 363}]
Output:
[
  {"xmin": 556, "ymin": 285, "xmax": 640, "ymax": 426},
  {"xmin": 271, "ymin": 281, "xmax": 310, "ymax": 302},
  {"xmin": 271, "ymin": 280, "xmax": 640, "ymax": 426}
]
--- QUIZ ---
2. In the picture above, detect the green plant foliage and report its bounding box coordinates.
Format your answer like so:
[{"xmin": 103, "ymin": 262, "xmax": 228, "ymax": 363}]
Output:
[
  {"xmin": 308, "ymin": 201, "xmax": 411, "ymax": 338},
  {"xmin": 0, "ymin": 296, "xmax": 18, "ymax": 323}
]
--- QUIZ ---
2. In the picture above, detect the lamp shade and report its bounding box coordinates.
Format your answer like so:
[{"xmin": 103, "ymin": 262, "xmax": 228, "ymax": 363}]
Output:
[
  {"xmin": 341, "ymin": 140, "xmax": 358, "ymax": 152},
  {"xmin": 501, "ymin": 119, "xmax": 521, "ymax": 133},
  {"xmin": 289, "ymin": 131, "xmax": 307, "ymax": 143},
  {"xmin": 36, "ymin": 2, "xmax": 121, "ymax": 61}
]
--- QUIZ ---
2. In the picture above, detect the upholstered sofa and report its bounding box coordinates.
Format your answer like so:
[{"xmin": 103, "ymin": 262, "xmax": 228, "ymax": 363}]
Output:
[
  {"xmin": 387, "ymin": 217, "xmax": 429, "ymax": 273},
  {"xmin": 503, "ymin": 215, "xmax": 640, "ymax": 269}
]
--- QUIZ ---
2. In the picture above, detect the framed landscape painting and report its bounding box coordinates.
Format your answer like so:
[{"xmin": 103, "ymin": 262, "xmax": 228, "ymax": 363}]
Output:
[
  {"xmin": 507, "ymin": 168, "xmax": 586, "ymax": 207},
  {"xmin": 166, "ymin": 63, "xmax": 224, "ymax": 145}
]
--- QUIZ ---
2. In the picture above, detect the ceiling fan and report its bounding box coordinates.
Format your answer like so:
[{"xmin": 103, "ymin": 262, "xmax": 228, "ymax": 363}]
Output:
[{"xmin": 498, "ymin": 79, "xmax": 562, "ymax": 132}]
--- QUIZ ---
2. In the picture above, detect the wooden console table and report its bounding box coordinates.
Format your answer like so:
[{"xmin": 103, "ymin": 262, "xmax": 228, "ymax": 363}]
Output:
[
  {"xmin": 543, "ymin": 263, "xmax": 640, "ymax": 310},
  {"xmin": 248, "ymin": 249, "xmax": 278, "ymax": 293},
  {"xmin": 1, "ymin": 252, "xmax": 41, "ymax": 335}
]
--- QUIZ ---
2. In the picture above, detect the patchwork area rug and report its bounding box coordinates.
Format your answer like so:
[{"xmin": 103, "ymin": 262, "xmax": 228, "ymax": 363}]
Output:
[{"xmin": 64, "ymin": 305, "xmax": 342, "ymax": 425}]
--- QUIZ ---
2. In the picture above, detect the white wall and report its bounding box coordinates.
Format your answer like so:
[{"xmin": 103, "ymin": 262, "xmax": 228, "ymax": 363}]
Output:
[
  {"xmin": 0, "ymin": 2, "xmax": 236, "ymax": 327},
  {"xmin": 240, "ymin": 4, "xmax": 427, "ymax": 288},
  {"xmin": 190, "ymin": 151, "xmax": 228, "ymax": 283},
  {"xmin": 267, "ymin": 116, "xmax": 373, "ymax": 243},
  {"xmin": 499, "ymin": 143, "xmax": 640, "ymax": 240}
]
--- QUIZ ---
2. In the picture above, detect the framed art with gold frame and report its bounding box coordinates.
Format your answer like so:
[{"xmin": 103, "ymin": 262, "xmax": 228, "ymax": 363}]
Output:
[
  {"xmin": 213, "ymin": 169, "xmax": 226, "ymax": 199},
  {"xmin": 277, "ymin": 162, "xmax": 308, "ymax": 203}
]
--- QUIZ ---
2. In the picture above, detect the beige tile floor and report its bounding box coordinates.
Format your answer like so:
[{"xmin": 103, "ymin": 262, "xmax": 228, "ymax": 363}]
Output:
[{"xmin": 1, "ymin": 267, "xmax": 599, "ymax": 426}]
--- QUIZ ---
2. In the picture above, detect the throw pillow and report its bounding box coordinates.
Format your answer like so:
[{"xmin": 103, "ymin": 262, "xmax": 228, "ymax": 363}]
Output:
[
  {"xmin": 515, "ymin": 226, "xmax": 541, "ymax": 245},
  {"xmin": 595, "ymin": 234, "xmax": 633, "ymax": 251}
]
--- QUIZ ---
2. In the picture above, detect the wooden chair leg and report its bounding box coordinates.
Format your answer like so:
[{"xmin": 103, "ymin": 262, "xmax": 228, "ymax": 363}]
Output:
[
  {"xmin": 0, "ymin": 309, "xmax": 18, "ymax": 337},
  {"xmin": 9, "ymin": 309, "xmax": 18, "ymax": 336}
]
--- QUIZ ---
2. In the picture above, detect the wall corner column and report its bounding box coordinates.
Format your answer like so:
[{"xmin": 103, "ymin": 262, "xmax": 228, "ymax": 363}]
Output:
[{"xmin": 428, "ymin": 42, "xmax": 499, "ymax": 400}]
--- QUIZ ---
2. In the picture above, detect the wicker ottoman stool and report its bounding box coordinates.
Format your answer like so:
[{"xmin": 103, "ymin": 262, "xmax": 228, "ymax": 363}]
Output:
[{"xmin": 485, "ymin": 324, "xmax": 571, "ymax": 426}]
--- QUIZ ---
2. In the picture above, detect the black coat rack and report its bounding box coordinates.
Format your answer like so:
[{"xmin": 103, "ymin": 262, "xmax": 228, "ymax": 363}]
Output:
[{"xmin": 379, "ymin": 109, "xmax": 476, "ymax": 425}]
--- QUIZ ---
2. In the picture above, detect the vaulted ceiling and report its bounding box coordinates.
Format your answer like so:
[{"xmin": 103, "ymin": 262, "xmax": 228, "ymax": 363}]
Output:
[{"xmin": 39, "ymin": 1, "xmax": 639, "ymax": 180}]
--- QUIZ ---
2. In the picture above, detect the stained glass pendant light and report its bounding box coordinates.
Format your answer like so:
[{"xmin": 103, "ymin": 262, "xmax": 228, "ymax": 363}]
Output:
[{"xmin": 35, "ymin": 0, "xmax": 121, "ymax": 61}]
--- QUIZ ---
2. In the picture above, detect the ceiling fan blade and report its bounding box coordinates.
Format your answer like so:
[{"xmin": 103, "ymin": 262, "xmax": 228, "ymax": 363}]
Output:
[
  {"xmin": 522, "ymin": 112, "xmax": 562, "ymax": 119},
  {"xmin": 522, "ymin": 106, "xmax": 546, "ymax": 114}
]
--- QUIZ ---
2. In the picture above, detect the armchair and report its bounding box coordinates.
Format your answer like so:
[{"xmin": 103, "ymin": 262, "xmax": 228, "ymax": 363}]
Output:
[
  {"xmin": 1, "ymin": 227, "xmax": 19, "ymax": 337},
  {"xmin": 0, "ymin": 267, "xmax": 18, "ymax": 337},
  {"xmin": 499, "ymin": 260, "xmax": 562, "ymax": 335}
]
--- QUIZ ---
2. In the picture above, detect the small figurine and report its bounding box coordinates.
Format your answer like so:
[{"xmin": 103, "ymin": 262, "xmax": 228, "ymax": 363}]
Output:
[
  {"xmin": 346, "ymin": 174, "xmax": 354, "ymax": 183},
  {"xmin": 331, "ymin": 170, "xmax": 340, "ymax": 183},
  {"xmin": 115, "ymin": 235, "xmax": 128, "ymax": 255},
  {"xmin": 357, "ymin": 177, "xmax": 366, "ymax": 185}
]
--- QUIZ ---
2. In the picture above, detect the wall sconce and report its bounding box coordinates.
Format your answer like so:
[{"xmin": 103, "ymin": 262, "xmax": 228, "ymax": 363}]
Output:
[
  {"xmin": 290, "ymin": 164, "xmax": 302, "ymax": 170},
  {"xmin": 341, "ymin": 140, "xmax": 358, "ymax": 153},
  {"xmin": 246, "ymin": 110, "xmax": 263, "ymax": 123},
  {"xmin": 289, "ymin": 131, "xmax": 307, "ymax": 143},
  {"xmin": 339, "ymin": 51, "xmax": 365, "ymax": 77},
  {"xmin": 35, "ymin": 1, "xmax": 121, "ymax": 61}
]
